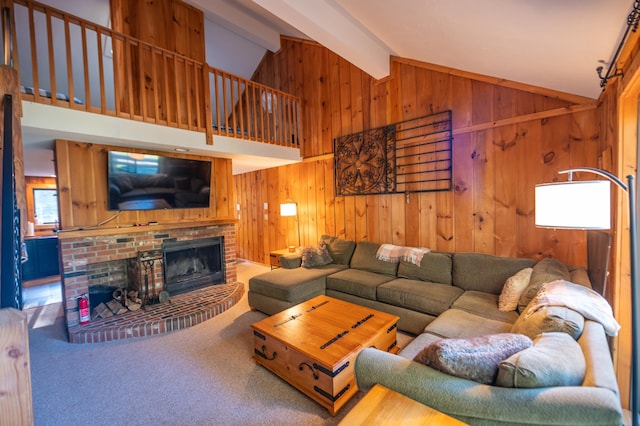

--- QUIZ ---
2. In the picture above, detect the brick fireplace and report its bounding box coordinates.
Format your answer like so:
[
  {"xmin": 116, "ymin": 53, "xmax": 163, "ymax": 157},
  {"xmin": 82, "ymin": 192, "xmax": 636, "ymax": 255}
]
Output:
[{"xmin": 58, "ymin": 222, "xmax": 240, "ymax": 343}]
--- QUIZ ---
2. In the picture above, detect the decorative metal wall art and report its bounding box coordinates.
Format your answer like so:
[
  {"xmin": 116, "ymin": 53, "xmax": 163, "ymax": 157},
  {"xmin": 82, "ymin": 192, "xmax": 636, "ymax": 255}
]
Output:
[{"xmin": 334, "ymin": 110, "xmax": 452, "ymax": 196}]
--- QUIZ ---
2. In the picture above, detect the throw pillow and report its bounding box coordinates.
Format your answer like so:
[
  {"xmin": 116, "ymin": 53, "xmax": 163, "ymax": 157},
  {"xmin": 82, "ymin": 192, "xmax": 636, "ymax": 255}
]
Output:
[
  {"xmin": 321, "ymin": 236, "xmax": 356, "ymax": 265},
  {"xmin": 496, "ymin": 332, "xmax": 586, "ymax": 388},
  {"xmin": 498, "ymin": 267, "xmax": 533, "ymax": 312},
  {"xmin": 511, "ymin": 305, "xmax": 584, "ymax": 339},
  {"xmin": 300, "ymin": 241, "xmax": 333, "ymax": 268},
  {"xmin": 413, "ymin": 333, "xmax": 532, "ymax": 384},
  {"xmin": 518, "ymin": 258, "xmax": 571, "ymax": 313}
]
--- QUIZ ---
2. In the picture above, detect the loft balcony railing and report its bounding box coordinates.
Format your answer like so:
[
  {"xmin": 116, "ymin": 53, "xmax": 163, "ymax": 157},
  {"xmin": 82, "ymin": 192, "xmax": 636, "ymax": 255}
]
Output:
[{"xmin": 1, "ymin": 0, "xmax": 301, "ymax": 148}]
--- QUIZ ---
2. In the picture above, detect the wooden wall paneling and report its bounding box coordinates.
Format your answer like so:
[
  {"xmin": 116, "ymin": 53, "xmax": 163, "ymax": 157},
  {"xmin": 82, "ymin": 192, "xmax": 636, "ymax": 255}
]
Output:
[
  {"xmin": 240, "ymin": 37, "xmax": 604, "ymax": 273},
  {"xmin": 390, "ymin": 193, "xmax": 405, "ymax": 245},
  {"xmin": 322, "ymin": 158, "xmax": 336, "ymax": 237},
  {"xmin": 239, "ymin": 173, "xmax": 249, "ymax": 259},
  {"xmin": 259, "ymin": 169, "xmax": 269, "ymax": 264},
  {"xmin": 250, "ymin": 171, "xmax": 260, "ymax": 260},
  {"xmin": 265, "ymin": 167, "xmax": 279, "ymax": 254},
  {"xmin": 418, "ymin": 192, "xmax": 437, "ymax": 250},
  {"xmin": 377, "ymin": 193, "xmax": 392, "ymax": 244},
  {"xmin": 360, "ymin": 74, "xmax": 372, "ymax": 141},
  {"xmin": 54, "ymin": 140, "xmax": 72, "ymax": 228},
  {"xmin": 236, "ymin": 173, "xmax": 245, "ymax": 259},
  {"xmin": 468, "ymin": 82, "xmax": 494, "ymax": 255},
  {"xmin": 279, "ymin": 165, "xmax": 294, "ymax": 248},
  {"xmin": 354, "ymin": 195, "xmax": 367, "ymax": 242},
  {"xmin": 472, "ymin": 128, "xmax": 496, "ymax": 254},
  {"xmin": 54, "ymin": 140, "xmax": 232, "ymax": 229},
  {"xmin": 314, "ymin": 159, "xmax": 326, "ymax": 244},
  {"xmin": 399, "ymin": 63, "xmax": 416, "ymax": 120},
  {"xmin": 404, "ymin": 194, "xmax": 420, "ymax": 247},
  {"xmin": 541, "ymin": 114, "xmax": 574, "ymax": 262},
  {"xmin": 435, "ymin": 190, "xmax": 454, "ymax": 252},
  {"xmin": 452, "ymin": 132, "xmax": 474, "ymax": 252},
  {"xmin": 299, "ymin": 161, "xmax": 311, "ymax": 246},
  {"xmin": 494, "ymin": 125, "xmax": 519, "ymax": 257},
  {"xmin": 70, "ymin": 142, "xmax": 98, "ymax": 226},
  {"xmin": 366, "ymin": 194, "xmax": 379, "ymax": 243},
  {"xmin": 214, "ymin": 157, "xmax": 233, "ymax": 218},
  {"xmin": 301, "ymin": 42, "xmax": 316, "ymax": 158},
  {"xmin": 400, "ymin": 64, "xmax": 419, "ymax": 247},
  {"xmin": 517, "ymin": 121, "xmax": 543, "ymax": 259},
  {"xmin": 320, "ymin": 49, "xmax": 333, "ymax": 155},
  {"xmin": 275, "ymin": 166, "xmax": 286, "ymax": 248},
  {"xmin": 338, "ymin": 58, "xmax": 353, "ymax": 138}
]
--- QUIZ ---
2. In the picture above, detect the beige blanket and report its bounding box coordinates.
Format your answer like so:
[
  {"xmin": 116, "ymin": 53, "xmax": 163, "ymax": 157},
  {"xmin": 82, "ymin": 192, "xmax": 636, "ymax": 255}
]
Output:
[
  {"xmin": 376, "ymin": 244, "xmax": 430, "ymax": 266},
  {"xmin": 524, "ymin": 279, "xmax": 621, "ymax": 336}
]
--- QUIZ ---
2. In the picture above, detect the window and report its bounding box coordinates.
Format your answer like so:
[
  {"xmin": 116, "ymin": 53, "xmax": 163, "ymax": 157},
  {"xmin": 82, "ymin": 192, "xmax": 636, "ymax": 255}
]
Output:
[{"xmin": 33, "ymin": 188, "xmax": 59, "ymax": 225}]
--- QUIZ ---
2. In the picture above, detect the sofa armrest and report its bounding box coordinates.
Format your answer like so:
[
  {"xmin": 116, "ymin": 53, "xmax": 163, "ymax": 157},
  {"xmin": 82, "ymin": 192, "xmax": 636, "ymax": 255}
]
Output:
[
  {"xmin": 279, "ymin": 253, "xmax": 302, "ymax": 269},
  {"xmin": 354, "ymin": 348, "xmax": 622, "ymax": 425}
]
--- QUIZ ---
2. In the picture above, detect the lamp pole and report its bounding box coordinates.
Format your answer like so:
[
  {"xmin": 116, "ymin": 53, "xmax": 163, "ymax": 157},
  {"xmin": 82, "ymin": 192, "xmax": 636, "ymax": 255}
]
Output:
[{"xmin": 559, "ymin": 167, "xmax": 637, "ymax": 426}]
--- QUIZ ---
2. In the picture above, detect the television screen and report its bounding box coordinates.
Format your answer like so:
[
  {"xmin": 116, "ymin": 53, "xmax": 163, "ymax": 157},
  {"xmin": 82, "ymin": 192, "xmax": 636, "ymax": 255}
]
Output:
[{"xmin": 107, "ymin": 151, "xmax": 212, "ymax": 211}]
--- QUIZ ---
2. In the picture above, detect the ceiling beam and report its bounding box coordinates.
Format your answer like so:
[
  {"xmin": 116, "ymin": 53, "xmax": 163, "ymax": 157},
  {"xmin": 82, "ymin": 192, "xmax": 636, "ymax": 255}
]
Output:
[
  {"xmin": 252, "ymin": 0, "xmax": 391, "ymax": 79},
  {"xmin": 188, "ymin": 0, "xmax": 282, "ymax": 52}
]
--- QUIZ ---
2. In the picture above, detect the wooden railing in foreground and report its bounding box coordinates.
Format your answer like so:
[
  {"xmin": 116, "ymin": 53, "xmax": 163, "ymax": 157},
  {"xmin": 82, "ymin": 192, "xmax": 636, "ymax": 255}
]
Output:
[{"xmin": 4, "ymin": 0, "xmax": 300, "ymax": 148}]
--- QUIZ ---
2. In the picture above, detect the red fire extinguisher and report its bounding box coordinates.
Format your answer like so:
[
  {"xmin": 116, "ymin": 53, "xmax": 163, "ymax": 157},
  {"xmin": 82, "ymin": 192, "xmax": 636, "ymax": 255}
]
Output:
[{"xmin": 78, "ymin": 294, "xmax": 90, "ymax": 325}]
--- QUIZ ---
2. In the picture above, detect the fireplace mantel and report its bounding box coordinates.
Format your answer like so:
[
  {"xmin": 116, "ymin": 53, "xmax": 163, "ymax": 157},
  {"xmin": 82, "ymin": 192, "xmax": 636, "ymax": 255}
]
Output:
[{"xmin": 56, "ymin": 218, "xmax": 238, "ymax": 239}]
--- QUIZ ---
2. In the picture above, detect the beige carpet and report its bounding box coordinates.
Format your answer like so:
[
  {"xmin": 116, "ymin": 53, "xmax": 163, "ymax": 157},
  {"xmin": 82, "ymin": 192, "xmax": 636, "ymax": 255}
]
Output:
[{"xmin": 25, "ymin": 259, "xmax": 413, "ymax": 426}]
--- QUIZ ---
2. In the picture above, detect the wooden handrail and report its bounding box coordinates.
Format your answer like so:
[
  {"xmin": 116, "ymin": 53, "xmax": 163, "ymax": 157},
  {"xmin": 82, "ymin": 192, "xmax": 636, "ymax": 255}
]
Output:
[{"xmin": 6, "ymin": 0, "xmax": 300, "ymax": 149}]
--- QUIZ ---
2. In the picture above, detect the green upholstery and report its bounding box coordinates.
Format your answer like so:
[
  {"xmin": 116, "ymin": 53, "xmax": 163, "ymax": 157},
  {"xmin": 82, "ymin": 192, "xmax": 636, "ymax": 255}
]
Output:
[
  {"xmin": 452, "ymin": 253, "xmax": 536, "ymax": 294},
  {"xmin": 349, "ymin": 240, "xmax": 399, "ymax": 276},
  {"xmin": 397, "ymin": 251, "xmax": 453, "ymax": 284},
  {"xmin": 377, "ymin": 278, "xmax": 463, "ymax": 316}
]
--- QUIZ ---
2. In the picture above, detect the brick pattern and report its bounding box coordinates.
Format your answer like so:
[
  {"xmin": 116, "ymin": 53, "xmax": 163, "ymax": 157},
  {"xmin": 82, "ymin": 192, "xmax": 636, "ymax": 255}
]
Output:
[
  {"xmin": 68, "ymin": 281, "xmax": 244, "ymax": 343},
  {"xmin": 59, "ymin": 224, "xmax": 237, "ymax": 337}
]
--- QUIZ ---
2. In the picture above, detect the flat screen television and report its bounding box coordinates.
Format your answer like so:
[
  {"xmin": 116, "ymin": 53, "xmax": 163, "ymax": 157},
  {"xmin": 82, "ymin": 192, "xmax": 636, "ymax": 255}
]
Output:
[{"xmin": 107, "ymin": 150, "xmax": 212, "ymax": 211}]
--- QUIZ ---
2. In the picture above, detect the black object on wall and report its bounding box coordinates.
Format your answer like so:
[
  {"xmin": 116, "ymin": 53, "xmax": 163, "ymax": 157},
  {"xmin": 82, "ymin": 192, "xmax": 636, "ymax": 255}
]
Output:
[{"xmin": 0, "ymin": 94, "xmax": 22, "ymax": 309}]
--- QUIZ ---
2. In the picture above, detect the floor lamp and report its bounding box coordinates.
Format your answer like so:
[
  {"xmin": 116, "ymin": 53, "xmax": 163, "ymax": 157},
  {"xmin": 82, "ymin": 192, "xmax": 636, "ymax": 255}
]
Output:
[
  {"xmin": 535, "ymin": 167, "xmax": 638, "ymax": 426},
  {"xmin": 280, "ymin": 199, "xmax": 300, "ymax": 249}
]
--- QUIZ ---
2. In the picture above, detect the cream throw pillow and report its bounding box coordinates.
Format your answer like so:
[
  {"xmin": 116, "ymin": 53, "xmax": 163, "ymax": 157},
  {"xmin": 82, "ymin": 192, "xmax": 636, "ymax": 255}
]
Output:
[{"xmin": 498, "ymin": 267, "xmax": 533, "ymax": 312}]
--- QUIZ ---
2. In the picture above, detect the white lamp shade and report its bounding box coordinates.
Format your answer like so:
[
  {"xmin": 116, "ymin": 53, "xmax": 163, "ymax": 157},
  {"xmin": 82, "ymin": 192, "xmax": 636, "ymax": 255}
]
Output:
[
  {"xmin": 280, "ymin": 202, "xmax": 297, "ymax": 217},
  {"xmin": 535, "ymin": 180, "xmax": 611, "ymax": 229}
]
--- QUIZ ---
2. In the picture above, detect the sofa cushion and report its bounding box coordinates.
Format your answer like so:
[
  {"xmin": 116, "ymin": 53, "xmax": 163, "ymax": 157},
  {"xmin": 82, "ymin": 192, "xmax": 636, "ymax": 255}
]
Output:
[
  {"xmin": 517, "ymin": 258, "xmax": 571, "ymax": 312},
  {"xmin": 279, "ymin": 253, "xmax": 302, "ymax": 269},
  {"xmin": 397, "ymin": 251, "xmax": 453, "ymax": 285},
  {"xmin": 326, "ymin": 268, "xmax": 395, "ymax": 300},
  {"xmin": 377, "ymin": 278, "xmax": 463, "ymax": 316},
  {"xmin": 498, "ymin": 267, "xmax": 533, "ymax": 312},
  {"xmin": 496, "ymin": 332, "xmax": 586, "ymax": 388},
  {"xmin": 452, "ymin": 291, "xmax": 519, "ymax": 324},
  {"xmin": 425, "ymin": 309, "xmax": 514, "ymax": 339},
  {"xmin": 249, "ymin": 264, "xmax": 347, "ymax": 302},
  {"xmin": 398, "ymin": 332, "xmax": 443, "ymax": 360},
  {"xmin": 413, "ymin": 333, "xmax": 533, "ymax": 384},
  {"xmin": 321, "ymin": 235, "xmax": 356, "ymax": 265},
  {"xmin": 452, "ymin": 253, "xmax": 536, "ymax": 294},
  {"xmin": 300, "ymin": 241, "xmax": 333, "ymax": 268},
  {"xmin": 349, "ymin": 241, "xmax": 399, "ymax": 276},
  {"xmin": 511, "ymin": 305, "xmax": 585, "ymax": 339}
]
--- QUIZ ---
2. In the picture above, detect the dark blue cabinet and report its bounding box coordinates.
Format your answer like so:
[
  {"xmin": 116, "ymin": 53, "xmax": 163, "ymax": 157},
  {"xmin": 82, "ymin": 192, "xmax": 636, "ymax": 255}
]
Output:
[{"xmin": 22, "ymin": 237, "xmax": 59, "ymax": 281}]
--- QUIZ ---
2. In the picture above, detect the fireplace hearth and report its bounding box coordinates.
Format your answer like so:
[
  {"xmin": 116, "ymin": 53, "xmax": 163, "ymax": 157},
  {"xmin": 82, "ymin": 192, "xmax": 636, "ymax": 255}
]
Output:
[
  {"xmin": 59, "ymin": 223, "xmax": 237, "ymax": 341},
  {"xmin": 163, "ymin": 236, "xmax": 225, "ymax": 295}
]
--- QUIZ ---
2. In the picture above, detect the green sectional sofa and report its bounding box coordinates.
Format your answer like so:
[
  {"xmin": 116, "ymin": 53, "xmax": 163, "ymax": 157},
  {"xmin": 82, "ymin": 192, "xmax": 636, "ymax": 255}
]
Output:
[{"xmin": 247, "ymin": 236, "xmax": 623, "ymax": 425}]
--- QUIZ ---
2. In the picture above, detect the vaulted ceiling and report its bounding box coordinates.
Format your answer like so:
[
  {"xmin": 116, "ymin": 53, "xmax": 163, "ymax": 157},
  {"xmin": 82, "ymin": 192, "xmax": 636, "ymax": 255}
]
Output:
[
  {"xmin": 189, "ymin": 0, "xmax": 633, "ymax": 100},
  {"xmin": 22, "ymin": 0, "xmax": 634, "ymax": 176}
]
